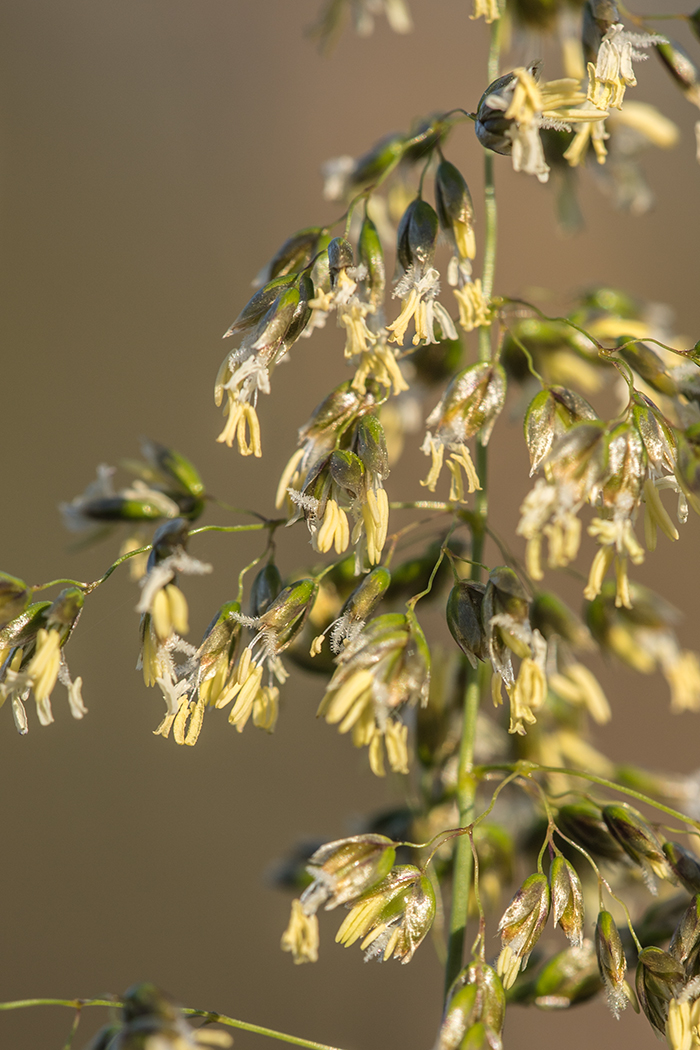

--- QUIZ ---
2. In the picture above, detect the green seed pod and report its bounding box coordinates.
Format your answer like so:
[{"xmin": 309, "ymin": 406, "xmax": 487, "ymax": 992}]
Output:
[
  {"xmin": 636, "ymin": 947, "xmax": 685, "ymax": 1034},
  {"xmin": 358, "ymin": 214, "xmax": 385, "ymax": 307},
  {"xmin": 355, "ymin": 415, "xmax": 389, "ymax": 481},
  {"xmin": 254, "ymin": 272, "xmax": 315, "ymax": 353},
  {"xmin": 435, "ymin": 159, "xmax": 475, "ymax": 262},
  {"xmin": 497, "ymin": 872, "xmax": 550, "ymax": 988},
  {"xmin": 198, "ymin": 601, "xmax": 241, "ymax": 669},
  {"xmin": 602, "ymin": 803, "xmax": 671, "ymax": 883},
  {"xmin": 301, "ymin": 834, "xmax": 396, "ymax": 913},
  {"xmin": 550, "ymin": 856, "xmax": 584, "ymax": 947},
  {"xmin": 669, "ymin": 894, "xmax": 700, "ymax": 966},
  {"xmin": 599, "ymin": 423, "xmax": 646, "ymax": 514},
  {"xmin": 259, "ymin": 226, "xmax": 325, "ymax": 284},
  {"xmin": 298, "ymin": 381, "xmax": 369, "ymax": 446},
  {"xmin": 350, "ymin": 133, "xmax": 407, "ymax": 188},
  {"xmin": 556, "ymin": 802, "xmax": 623, "ymax": 862},
  {"xmin": 396, "ymin": 198, "xmax": 439, "ymax": 272},
  {"xmin": 335, "ymin": 865, "xmax": 436, "ymax": 963},
  {"xmin": 524, "ymin": 386, "xmax": 599, "ymax": 476},
  {"xmin": 530, "ymin": 941, "xmax": 602, "ymax": 1008},
  {"xmin": 75, "ymin": 495, "xmax": 177, "ymax": 525},
  {"xmin": 459, "ymin": 1022, "xmax": 492, "ymax": 1050},
  {"xmin": 402, "ymin": 116, "xmax": 448, "ymax": 165},
  {"xmin": 488, "ymin": 567, "xmax": 530, "ymax": 621},
  {"xmin": 329, "ymin": 449, "xmax": 366, "ymax": 497},
  {"xmin": 250, "ymin": 564, "xmax": 283, "ymax": 619},
  {"xmin": 0, "ymin": 573, "xmax": 30, "ymax": 630},
  {"xmin": 482, "ymin": 567, "xmax": 533, "ymax": 673},
  {"xmin": 46, "ymin": 587, "xmax": 84, "ymax": 640},
  {"xmin": 595, "ymin": 909, "xmax": 630, "ymax": 1018},
  {"xmin": 437, "ymin": 984, "xmax": 479, "ymax": 1050},
  {"xmin": 446, "ymin": 581, "xmax": 487, "ymax": 668},
  {"xmin": 0, "ymin": 601, "xmax": 51, "ymax": 653},
  {"xmin": 544, "ymin": 421, "xmax": 608, "ymax": 499},
  {"xmin": 475, "ymin": 71, "xmax": 520, "ymax": 155},
  {"xmin": 456, "ymin": 961, "xmax": 507, "ymax": 1037},
  {"xmin": 582, "ymin": 1, "xmax": 621, "ymax": 65},
  {"xmin": 664, "ymin": 842, "xmax": 700, "ymax": 895},
  {"xmin": 340, "ymin": 567, "xmax": 391, "ymax": 625},
  {"xmin": 147, "ymin": 518, "xmax": 190, "ymax": 572},
  {"xmin": 140, "ymin": 440, "xmax": 204, "ymax": 499},
  {"xmin": 631, "ymin": 397, "xmax": 675, "ymax": 473},
  {"xmin": 618, "ymin": 343, "xmax": 679, "ymax": 397},
  {"xmin": 675, "ymin": 428, "xmax": 700, "ymax": 516},
  {"xmin": 327, "ymin": 236, "xmax": 354, "ymax": 286},
  {"xmin": 429, "ymin": 363, "xmax": 507, "ymax": 448},
  {"xmin": 258, "ymin": 579, "xmax": 317, "ymax": 651},
  {"xmin": 655, "ymin": 39, "xmax": 700, "ymax": 96},
  {"xmin": 223, "ymin": 273, "xmax": 297, "ymax": 338}
]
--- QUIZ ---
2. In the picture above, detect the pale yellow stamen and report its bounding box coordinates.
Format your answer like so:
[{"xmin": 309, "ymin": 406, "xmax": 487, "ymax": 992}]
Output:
[
  {"xmin": 643, "ymin": 479, "xmax": 679, "ymax": 551},
  {"xmin": 253, "ymin": 685, "xmax": 279, "ymax": 732},
  {"xmin": 318, "ymin": 668, "xmax": 374, "ymax": 723},
  {"xmin": 583, "ymin": 546, "xmax": 615, "ymax": 601},
  {"xmin": 385, "ymin": 720, "xmax": 409, "ymax": 774},
  {"xmin": 27, "ymin": 629, "xmax": 62, "ymax": 704},
  {"xmin": 351, "ymin": 344, "xmax": 409, "ymax": 396},
  {"xmin": 387, "ymin": 288, "xmax": 419, "ymax": 346},
  {"xmin": 151, "ymin": 584, "xmax": 189, "ymax": 642},
  {"xmin": 362, "ymin": 487, "xmax": 389, "ymax": 564},
  {"xmin": 607, "ymin": 624, "xmax": 656, "ymax": 673},
  {"xmin": 420, "ymin": 435, "xmax": 444, "ymax": 492},
  {"xmin": 173, "ymin": 697, "xmax": 192, "ymax": 745},
  {"xmin": 275, "ymin": 447, "xmax": 304, "ymax": 509},
  {"xmin": 185, "ymin": 694, "xmax": 207, "ymax": 745},
  {"xmin": 317, "ymin": 498, "xmax": 350, "ymax": 555},
  {"xmin": 526, "ymin": 535, "xmax": 543, "ymax": 582},
  {"xmin": 470, "ymin": 0, "xmax": 499, "ymax": 22},
  {"xmin": 508, "ymin": 657, "xmax": 546, "ymax": 735},
  {"xmin": 228, "ymin": 662, "xmax": 263, "ymax": 730},
  {"xmin": 281, "ymin": 899, "xmax": 319, "ymax": 965},
  {"xmin": 453, "ymin": 279, "xmax": 490, "ymax": 332},
  {"xmin": 217, "ymin": 398, "xmax": 262, "ymax": 457},
  {"xmin": 666, "ymin": 651, "xmax": 700, "ymax": 714}
]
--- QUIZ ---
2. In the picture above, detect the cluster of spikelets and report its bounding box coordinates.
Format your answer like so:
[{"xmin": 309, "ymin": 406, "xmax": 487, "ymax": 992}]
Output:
[
  {"xmin": 280, "ymin": 834, "xmax": 435, "ymax": 966},
  {"xmin": 277, "ymin": 798, "xmax": 700, "ymax": 1050},
  {"xmin": 7, "ymin": 5, "xmax": 700, "ymax": 1049}
]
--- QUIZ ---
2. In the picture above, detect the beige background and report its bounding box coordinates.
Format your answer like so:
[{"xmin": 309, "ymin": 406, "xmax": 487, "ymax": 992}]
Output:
[{"xmin": 1, "ymin": 1, "xmax": 699, "ymax": 1048}]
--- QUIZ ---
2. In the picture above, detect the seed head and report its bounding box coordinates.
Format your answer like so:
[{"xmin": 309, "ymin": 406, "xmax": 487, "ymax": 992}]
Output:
[
  {"xmin": 497, "ymin": 872, "xmax": 550, "ymax": 987},
  {"xmin": 602, "ymin": 802, "xmax": 673, "ymax": 888},
  {"xmin": 550, "ymin": 855, "xmax": 585, "ymax": 947},
  {"xmin": 595, "ymin": 909, "xmax": 631, "ymax": 1018},
  {"xmin": 300, "ymin": 834, "xmax": 397, "ymax": 914},
  {"xmin": 335, "ymin": 864, "xmax": 436, "ymax": 963}
]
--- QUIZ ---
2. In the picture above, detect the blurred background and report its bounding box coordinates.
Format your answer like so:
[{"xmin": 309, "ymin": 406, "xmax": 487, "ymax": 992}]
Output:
[{"xmin": 1, "ymin": 1, "xmax": 699, "ymax": 1047}]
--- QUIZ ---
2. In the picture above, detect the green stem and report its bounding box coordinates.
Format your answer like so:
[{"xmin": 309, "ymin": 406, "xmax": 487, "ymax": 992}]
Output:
[
  {"xmin": 188, "ymin": 523, "xmax": 274, "ymax": 537},
  {"xmin": 443, "ymin": 422, "xmax": 489, "ymax": 996},
  {"xmin": 389, "ymin": 500, "xmax": 455, "ymax": 511},
  {"xmin": 443, "ymin": 7, "xmax": 501, "ymax": 997},
  {"xmin": 0, "ymin": 999, "xmax": 344, "ymax": 1050},
  {"xmin": 31, "ymin": 578, "xmax": 89, "ymax": 593},
  {"xmin": 477, "ymin": 763, "xmax": 700, "ymax": 832},
  {"xmin": 444, "ymin": 667, "xmax": 481, "ymax": 994}
]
